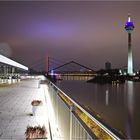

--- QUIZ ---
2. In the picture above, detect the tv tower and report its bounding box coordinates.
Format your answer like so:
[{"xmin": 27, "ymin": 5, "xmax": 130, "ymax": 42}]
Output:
[{"xmin": 125, "ymin": 13, "xmax": 134, "ymax": 75}]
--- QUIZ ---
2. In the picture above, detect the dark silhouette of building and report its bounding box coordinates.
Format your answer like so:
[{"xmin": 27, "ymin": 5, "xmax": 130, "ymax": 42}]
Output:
[{"xmin": 105, "ymin": 62, "xmax": 111, "ymax": 70}]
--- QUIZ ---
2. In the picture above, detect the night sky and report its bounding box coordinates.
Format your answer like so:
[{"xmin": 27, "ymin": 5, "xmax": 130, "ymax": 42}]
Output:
[{"xmin": 1, "ymin": 1, "xmax": 140, "ymax": 71}]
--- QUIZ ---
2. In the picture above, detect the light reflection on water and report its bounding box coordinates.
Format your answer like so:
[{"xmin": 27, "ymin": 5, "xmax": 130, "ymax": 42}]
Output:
[
  {"xmin": 125, "ymin": 81, "xmax": 134, "ymax": 138},
  {"xmin": 56, "ymin": 80, "xmax": 140, "ymax": 139},
  {"xmin": 105, "ymin": 89, "xmax": 109, "ymax": 106}
]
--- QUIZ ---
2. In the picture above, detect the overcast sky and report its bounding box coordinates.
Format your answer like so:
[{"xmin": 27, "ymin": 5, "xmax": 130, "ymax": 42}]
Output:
[{"xmin": 1, "ymin": 1, "xmax": 140, "ymax": 71}]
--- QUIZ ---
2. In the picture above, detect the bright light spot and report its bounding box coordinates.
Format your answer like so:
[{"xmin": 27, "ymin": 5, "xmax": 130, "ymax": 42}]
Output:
[
  {"xmin": 128, "ymin": 16, "xmax": 131, "ymax": 22},
  {"xmin": 105, "ymin": 90, "xmax": 109, "ymax": 106},
  {"xmin": 124, "ymin": 72, "xmax": 127, "ymax": 75},
  {"xmin": 133, "ymin": 73, "xmax": 136, "ymax": 76},
  {"xmin": 50, "ymin": 70, "xmax": 55, "ymax": 75}
]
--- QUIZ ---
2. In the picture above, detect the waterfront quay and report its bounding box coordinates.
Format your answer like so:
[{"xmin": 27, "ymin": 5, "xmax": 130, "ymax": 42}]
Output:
[
  {"xmin": 0, "ymin": 75, "xmax": 125, "ymax": 140},
  {"xmin": 0, "ymin": 76, "xmax": 50, "ymax": 139}
]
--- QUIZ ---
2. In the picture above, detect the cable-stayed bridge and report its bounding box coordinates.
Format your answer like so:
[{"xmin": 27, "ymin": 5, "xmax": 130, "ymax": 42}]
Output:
[
  {"xmin": 28, "ymin": 56, "xmax": 96, "ymax": 80},
  {"xmin": 48, "ymin": 60, "xmax": 96, "ymax": 80}
]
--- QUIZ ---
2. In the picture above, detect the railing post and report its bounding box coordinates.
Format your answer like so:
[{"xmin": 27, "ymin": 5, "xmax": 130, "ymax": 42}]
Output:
[
  {"xmin": 38, "ymin": 79, "xmax": 40, "ymax": 88},
  {"xmin": 70, "ymin": 105, "xmax": 75, "ymax": 140}
]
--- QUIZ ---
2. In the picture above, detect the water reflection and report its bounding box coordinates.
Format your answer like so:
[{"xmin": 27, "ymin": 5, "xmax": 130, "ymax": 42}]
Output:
[
  {"xmin": 57, "ymin": 80, "xmax": 140, "ymax": 138},
  {"xmin": 105, "ymin": 90, "xmax": 109, "ymax": 106},
  {"xmin": 125, "ymin": 81, "xmax": 134, "ymax": 138}
]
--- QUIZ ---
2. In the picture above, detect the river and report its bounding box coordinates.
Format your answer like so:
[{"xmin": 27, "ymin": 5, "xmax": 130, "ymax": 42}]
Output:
[{"xmin": 56, "ymin": 80, "xmax": 140, "ymax": 139}]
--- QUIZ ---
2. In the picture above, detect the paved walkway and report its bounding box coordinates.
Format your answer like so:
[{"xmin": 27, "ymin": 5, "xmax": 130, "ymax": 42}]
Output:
[{"xmin": 0, "ymin": 77, "xmax": 50, "ymax": 139}]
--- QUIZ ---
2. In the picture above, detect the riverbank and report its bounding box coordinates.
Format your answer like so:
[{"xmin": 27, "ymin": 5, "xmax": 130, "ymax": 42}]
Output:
[{"xmin": 87, "ymin": 75, "xmax": 140, "ymax": 84}]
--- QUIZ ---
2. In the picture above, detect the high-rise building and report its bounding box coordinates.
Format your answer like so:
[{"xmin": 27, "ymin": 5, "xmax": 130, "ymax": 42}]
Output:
[
  {"xmin": 125, "ymin": 14, "xmax": 134, "ymax": 75},
  {"xmin": 105, "ymin": 61, "xmax": 111, "ymax": 70}
]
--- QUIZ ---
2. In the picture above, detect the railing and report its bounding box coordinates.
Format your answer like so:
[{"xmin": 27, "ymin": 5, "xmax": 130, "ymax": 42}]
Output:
[{"xmin": 45, "ymin": 79, "xmax": 123, "ymax": 140}]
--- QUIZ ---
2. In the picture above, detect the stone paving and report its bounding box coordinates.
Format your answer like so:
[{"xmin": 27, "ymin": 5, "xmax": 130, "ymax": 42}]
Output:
[{"xmin": 0, "ymin": 78, "xmax": 49, "ymax": 139}]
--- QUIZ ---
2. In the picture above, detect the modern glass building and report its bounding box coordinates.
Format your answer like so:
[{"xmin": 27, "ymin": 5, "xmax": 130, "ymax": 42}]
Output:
[{"xmin": 0, "ymin": 54, "xmax": 28, "ymax": 79}]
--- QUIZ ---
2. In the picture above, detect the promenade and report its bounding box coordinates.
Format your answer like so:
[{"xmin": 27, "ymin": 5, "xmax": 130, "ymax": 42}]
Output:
[{"xmin": 0, "ymin": 77, "xmax": 50, "ymax": 139}]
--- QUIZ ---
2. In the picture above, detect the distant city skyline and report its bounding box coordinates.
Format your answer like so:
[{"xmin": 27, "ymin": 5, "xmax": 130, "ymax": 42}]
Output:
[{"xmin": 1, "ymin": 1, "xmax": 140, "ymax": 71}]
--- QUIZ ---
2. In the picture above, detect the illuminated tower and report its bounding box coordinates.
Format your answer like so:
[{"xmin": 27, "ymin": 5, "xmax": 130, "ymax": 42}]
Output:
[{"xmin": 125, "ymin": 14, "xmax": 134, "ymax": 75}]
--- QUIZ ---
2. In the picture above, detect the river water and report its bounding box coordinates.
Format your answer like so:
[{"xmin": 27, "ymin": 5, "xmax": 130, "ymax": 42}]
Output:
[{"xmin": 56, "ymin": 80, "xmax": 140, "ymax": 139}]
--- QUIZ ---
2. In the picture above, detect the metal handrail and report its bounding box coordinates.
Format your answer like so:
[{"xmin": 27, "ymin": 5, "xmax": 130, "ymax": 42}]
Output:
[{"xmin": 49, "ymin": 81, "xmax": 121, "ymax": 140}]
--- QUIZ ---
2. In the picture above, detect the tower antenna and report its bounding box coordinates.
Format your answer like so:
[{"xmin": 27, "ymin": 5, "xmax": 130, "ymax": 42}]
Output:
[{"xmin": 128, "ymin": 13, "xmax": 131, "ymax": 22}]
